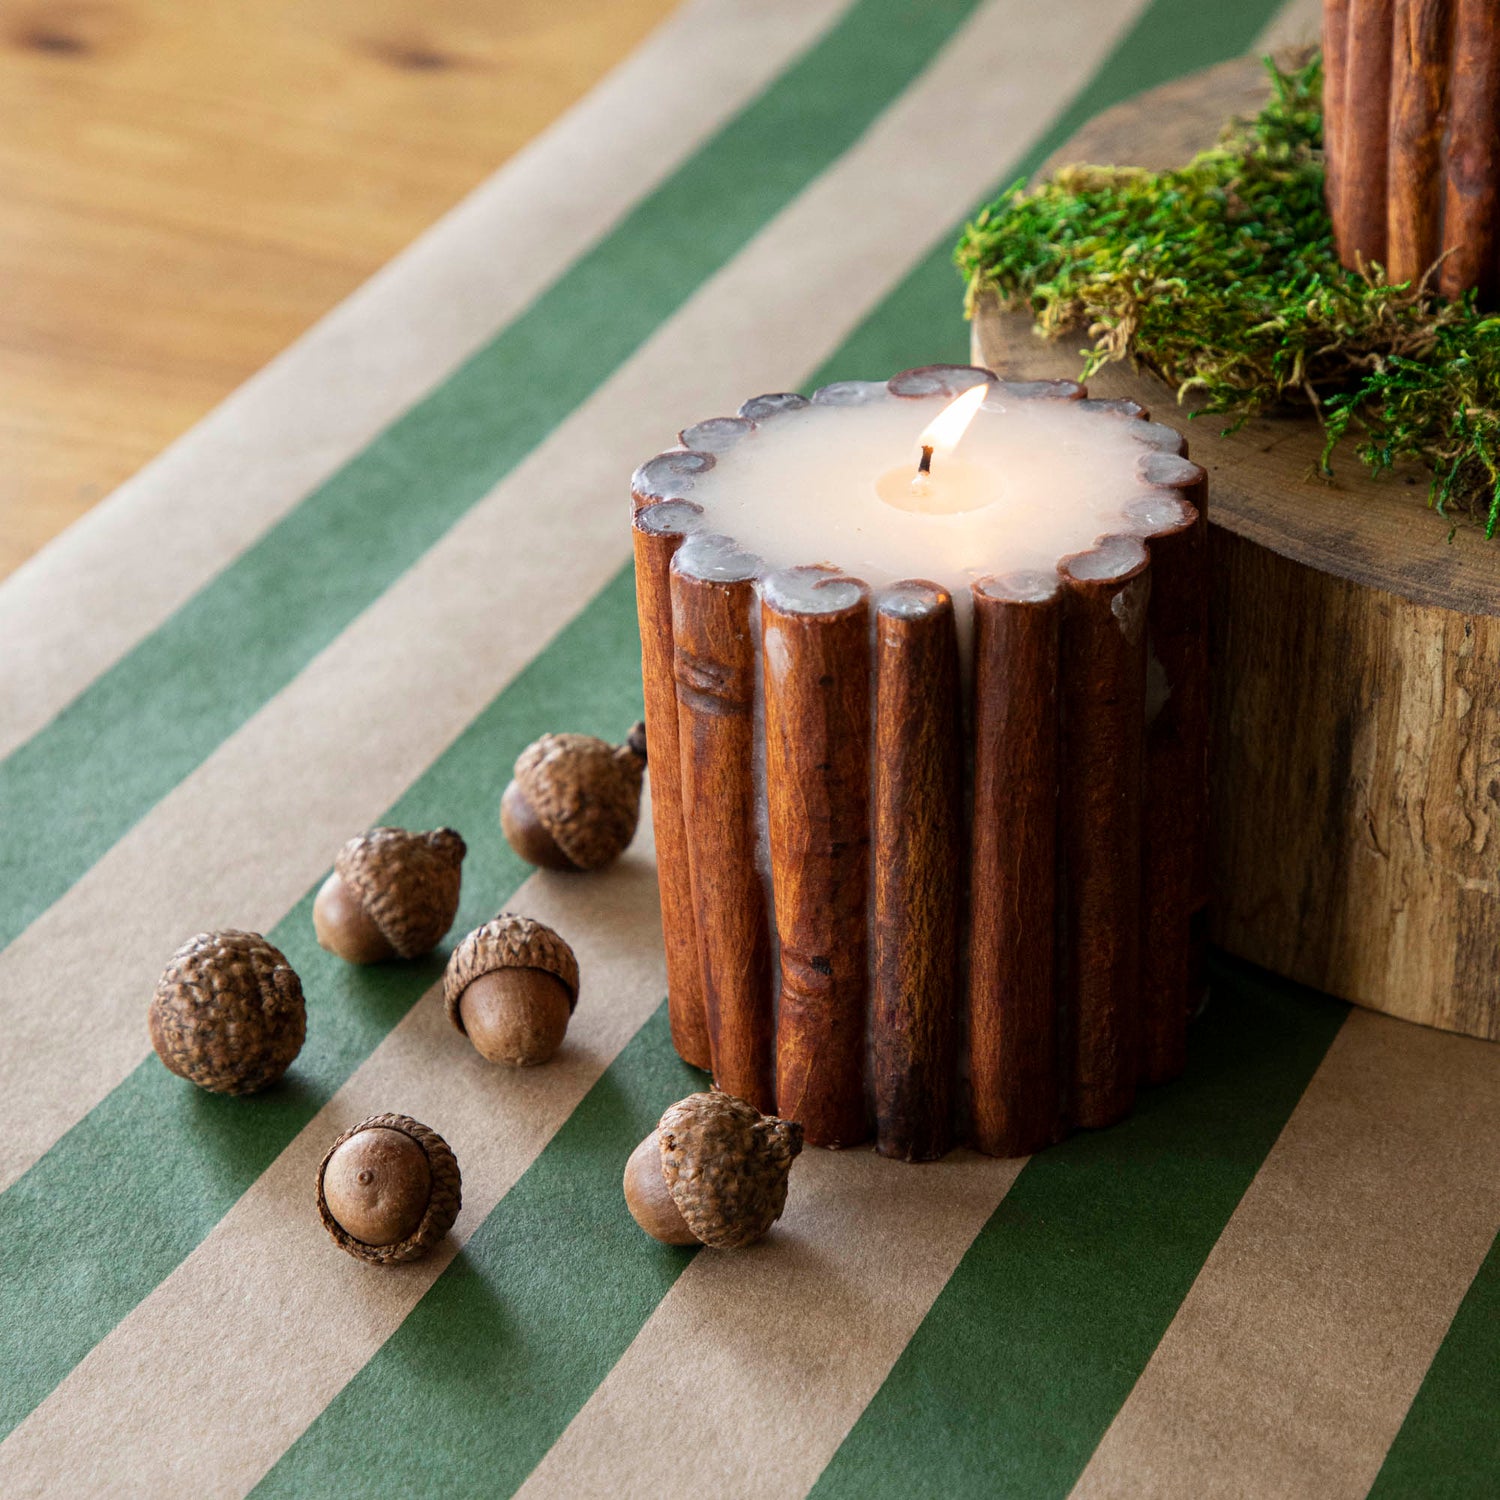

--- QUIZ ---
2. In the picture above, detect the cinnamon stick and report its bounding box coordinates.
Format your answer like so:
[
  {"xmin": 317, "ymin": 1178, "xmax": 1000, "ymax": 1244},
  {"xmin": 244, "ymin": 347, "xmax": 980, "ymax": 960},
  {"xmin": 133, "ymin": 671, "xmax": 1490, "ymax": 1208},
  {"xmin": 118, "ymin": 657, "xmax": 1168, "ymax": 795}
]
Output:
[
  {"xmin": 762, "ymin": 567, "xmax": 872, "ymax": 1148},
  {"xmin": 1440, "ymin": 0, "xmax": 1500, "ymax": 301},
  {"xmin": 1077, "ymin": 397, "xmax": 1149, "ymax": 420},
  {"xmin": 1058, "ymin": 537, "xmax": 1149, "ymax": 1131},
  {"xmin": 632, "ymin": 501, "xmax": 712, "ymax": 1071},
  {"xmin": 968, "ymin": 571, "xmax": 1062, "ymax": 1157},
  {"xmin": 1387, "ymin": 0, "xmax": 1454, "ymax": 285},
  {"xmin": 1082, "ymin": 397, "xmax": 1191, "ymax": 461},
  {"xmin": 887, "ymin": 364, "xmax": 996, "ymax": 399},
  {"xmin": 670, "ymin": 537, "xmax": 775, "ymax": 1113},
  {"xmin": 679, "ymin": 416, "xmax": 754, "ymax": 454},
  {"xmin": 872, "ymin": 581, "xmax": 963, "ymax": 1161},
  {"xmin": 1126, "ymin": 453, "xmax": 1210, "ymax": 1087},
  {"xmin": 631, "ymin": 448, "xmax": 716, "ymax": 512},
  {"xmin": 1325, "ymin": 0, "xmax": 1352, "ymax": 226},
  {"xmin": 1339, "ymin": 0, "xmax": 1395, "ymax": 268},
  {"xmin": 1128, "ymin": 421, "xmax": 1189, "ymax": 457}
]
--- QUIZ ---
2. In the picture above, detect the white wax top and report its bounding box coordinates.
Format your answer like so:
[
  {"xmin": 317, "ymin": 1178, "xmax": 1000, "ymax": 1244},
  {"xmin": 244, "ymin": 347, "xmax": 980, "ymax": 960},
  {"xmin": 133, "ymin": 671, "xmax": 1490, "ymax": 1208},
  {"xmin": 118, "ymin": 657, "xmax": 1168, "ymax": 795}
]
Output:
[{"xmin": 673, "ymin": 388, "xmax": 1163, "ymax": 596}]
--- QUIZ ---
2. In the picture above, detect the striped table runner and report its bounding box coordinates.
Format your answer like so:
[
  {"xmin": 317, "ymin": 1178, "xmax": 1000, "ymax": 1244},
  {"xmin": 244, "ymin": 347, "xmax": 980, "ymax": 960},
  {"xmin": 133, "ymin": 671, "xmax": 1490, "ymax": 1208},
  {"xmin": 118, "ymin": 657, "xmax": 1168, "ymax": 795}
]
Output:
[{"xmin": 2, "ymin": 0, "xmax": 1496, "ymax": 1494}]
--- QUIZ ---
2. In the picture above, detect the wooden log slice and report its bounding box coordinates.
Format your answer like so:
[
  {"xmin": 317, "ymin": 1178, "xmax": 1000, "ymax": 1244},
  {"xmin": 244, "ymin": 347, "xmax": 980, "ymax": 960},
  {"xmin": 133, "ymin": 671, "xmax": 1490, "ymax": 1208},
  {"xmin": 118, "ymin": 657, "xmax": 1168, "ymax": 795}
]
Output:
[{"xmin": 972, "ymin": 53, "xmax": 1500, "ymax": 1040}]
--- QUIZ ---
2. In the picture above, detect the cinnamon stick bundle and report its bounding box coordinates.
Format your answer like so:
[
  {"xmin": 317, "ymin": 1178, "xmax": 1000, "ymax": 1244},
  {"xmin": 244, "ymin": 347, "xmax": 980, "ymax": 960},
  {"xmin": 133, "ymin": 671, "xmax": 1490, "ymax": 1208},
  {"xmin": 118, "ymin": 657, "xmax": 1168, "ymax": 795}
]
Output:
[
  {"xmin": 762, "ymin": 569, "xmax": 872, "ymax": 1147},
  {"xmin": 1440, "ymin": 0, "xmax": 1500, "ymax": 301},
  {"xmin": 632, "ymin": 501, "xmax": 712, "ymax": 1072},
  {"xmin": 1058, "ymin": 538, "xmax": 1149, "ymax": 1131},
  {"xmin": 670, "ymin": 541, "xmax": 775, "ymax": 1113},
  {"xmin": 967, "ymin": 572, "xmax": 1062, "ymax": 1157},
  {"xmin": 1388, "ymin": 0, "xmax": 1455, "ymax": 286},
  {"xmin": 630, "ymin": 378, "xmax": 1213, "ymax": 1161},
  {"xmin": 872, "ymin": 582, "xmax": 963, "ymax": 1161},
  {"xmin": 1339, "ymin": 0, "xmax": 1395, "ymax": 267}
]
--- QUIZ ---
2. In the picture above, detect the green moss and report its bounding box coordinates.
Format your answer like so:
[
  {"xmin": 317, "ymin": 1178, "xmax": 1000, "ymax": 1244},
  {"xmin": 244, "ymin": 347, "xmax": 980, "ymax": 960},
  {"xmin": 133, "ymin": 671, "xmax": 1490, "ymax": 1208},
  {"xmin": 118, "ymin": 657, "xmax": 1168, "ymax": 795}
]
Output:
[{"xmin": 956, "ymin": 57, "xmax": 1500, "ymax": 536}]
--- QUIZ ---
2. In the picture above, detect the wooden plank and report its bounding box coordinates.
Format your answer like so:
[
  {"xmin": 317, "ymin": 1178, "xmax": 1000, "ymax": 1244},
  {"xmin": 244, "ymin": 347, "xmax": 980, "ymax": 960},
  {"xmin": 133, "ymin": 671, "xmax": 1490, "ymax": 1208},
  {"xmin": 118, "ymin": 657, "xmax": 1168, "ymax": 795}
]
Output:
[{"xmin": 0, "ymin": 0, "xmax": 680, "ymax": 578}]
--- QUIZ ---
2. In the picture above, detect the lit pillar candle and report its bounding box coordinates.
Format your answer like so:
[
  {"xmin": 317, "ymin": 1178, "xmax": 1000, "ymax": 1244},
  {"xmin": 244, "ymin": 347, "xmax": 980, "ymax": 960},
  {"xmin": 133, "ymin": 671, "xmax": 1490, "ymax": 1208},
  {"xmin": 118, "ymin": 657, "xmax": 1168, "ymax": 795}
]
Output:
[{"xmin": 631, "ymin": 365, "xmax": 1207, "ymax": 1160}]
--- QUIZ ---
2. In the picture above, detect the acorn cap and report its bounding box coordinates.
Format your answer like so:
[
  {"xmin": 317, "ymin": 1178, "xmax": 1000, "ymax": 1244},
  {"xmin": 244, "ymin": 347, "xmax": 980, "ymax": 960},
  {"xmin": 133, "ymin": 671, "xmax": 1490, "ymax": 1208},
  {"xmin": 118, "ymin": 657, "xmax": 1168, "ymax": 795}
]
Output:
[
  {"xmin": 316, "ymin": 1113, "xmax": 462, "ymax": 1265},
  {"xmin": 335, "ymin": 827, "xmax": 466, "ymax": 959},
  {"xmin": 442, "ymin": 913, "xmax": 581, "ymax": 1036},
  {"xmin": 149, "ymin": 930, "xmax": 306, "ymax": 1095},
  {"xmin": 511, "ymin": 727, "xmax": 646, "ymax": 870},
  {"xmin": 658, "ymin": 1092, "xmax": 803, "ymax": 1250}
]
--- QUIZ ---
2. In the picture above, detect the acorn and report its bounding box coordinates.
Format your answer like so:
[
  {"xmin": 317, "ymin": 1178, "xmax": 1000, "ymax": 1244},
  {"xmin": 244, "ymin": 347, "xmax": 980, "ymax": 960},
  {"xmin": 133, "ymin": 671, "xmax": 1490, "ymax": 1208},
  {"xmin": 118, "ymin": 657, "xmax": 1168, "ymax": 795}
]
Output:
[
  {"xmin": 313, "ymin": 826, "xmax": 466, "ymax": 964},
  {"xmin": 316, "ymin": 1112, "xmax": 461, "ymax": 1265},
  {"xmin": 148, "ymin": 930, "xmax": 306, "ymax": 1094},
  {"xmin": 500, "ymin": 723, "xmax": 648, "ymax": 871},
  {"xmin": 443, "ymin": 913, "xmax": 580, "ymax": 1066},
  {"xmin": 623, "ymin": 1092, "xmax": 803, "ymax": 1250}
]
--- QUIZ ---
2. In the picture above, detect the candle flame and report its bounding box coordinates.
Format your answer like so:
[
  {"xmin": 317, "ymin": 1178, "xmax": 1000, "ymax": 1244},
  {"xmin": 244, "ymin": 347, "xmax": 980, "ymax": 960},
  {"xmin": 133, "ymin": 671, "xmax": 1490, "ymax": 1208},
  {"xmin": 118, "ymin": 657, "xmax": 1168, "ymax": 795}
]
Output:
[{"xmin": 919, "ymin": 382, "xmax": 988, "ymax": 456}]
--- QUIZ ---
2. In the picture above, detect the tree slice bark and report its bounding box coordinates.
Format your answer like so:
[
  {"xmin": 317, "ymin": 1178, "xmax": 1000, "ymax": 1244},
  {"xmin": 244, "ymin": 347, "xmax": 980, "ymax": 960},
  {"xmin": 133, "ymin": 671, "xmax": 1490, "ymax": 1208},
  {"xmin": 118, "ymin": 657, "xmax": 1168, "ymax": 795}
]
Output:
[{"xmin": 972, "ymin": 52, "xmax": 1500, "ymax": 1040}]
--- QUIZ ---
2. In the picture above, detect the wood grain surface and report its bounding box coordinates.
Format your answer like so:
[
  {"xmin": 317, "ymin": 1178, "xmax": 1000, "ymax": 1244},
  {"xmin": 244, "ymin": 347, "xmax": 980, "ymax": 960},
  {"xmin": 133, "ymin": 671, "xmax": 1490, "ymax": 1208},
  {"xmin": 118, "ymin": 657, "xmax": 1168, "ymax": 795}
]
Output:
[
  {"xmin": 0, "ymin": 0, "xmax": 679, "ymax": 579},
  {"xmin": 974, "ymin": 52, "xmax": 1500, "ymax": 1039}
]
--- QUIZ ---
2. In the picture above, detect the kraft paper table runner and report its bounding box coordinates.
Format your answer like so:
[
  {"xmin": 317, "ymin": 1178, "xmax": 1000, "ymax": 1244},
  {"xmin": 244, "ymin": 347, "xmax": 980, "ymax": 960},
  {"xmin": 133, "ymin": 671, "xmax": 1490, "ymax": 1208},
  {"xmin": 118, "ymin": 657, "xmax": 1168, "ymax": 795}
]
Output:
[{"xmin": 2, "ymin": 0, "xmax": 1496, "ymax": 1495}]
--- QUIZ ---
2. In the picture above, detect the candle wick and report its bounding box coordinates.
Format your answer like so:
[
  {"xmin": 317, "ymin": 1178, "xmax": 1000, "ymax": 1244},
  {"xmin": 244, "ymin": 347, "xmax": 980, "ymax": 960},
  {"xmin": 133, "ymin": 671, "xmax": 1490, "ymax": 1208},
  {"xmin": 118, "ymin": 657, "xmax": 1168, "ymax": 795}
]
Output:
[{"xmin": 917, "ymin": 444, "xmax": 934, "ymax": 476}]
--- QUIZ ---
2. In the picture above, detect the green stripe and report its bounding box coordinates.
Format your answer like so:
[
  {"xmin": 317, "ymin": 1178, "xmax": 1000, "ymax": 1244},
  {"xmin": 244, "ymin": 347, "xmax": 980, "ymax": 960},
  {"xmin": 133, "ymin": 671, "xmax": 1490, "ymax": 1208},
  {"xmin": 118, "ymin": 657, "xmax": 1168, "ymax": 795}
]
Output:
[
  {"xmin": 254, "ymin": 1002, "xmax": 702, "ymax": 1500},
  {"xmin": 0, "ymin": 0, "xmax": 987, "ymax": 953},
  {"xmin": 0, "ymin": 568, "xmax": 649, "ymax": 1439},
  {"xmin": 808, "ymin": 960, "xmax": 1347, "ymax": 1500},
  {"xmin": 1369, "ymin": 1231, "xmax": 1500, "ymax": 1499}
]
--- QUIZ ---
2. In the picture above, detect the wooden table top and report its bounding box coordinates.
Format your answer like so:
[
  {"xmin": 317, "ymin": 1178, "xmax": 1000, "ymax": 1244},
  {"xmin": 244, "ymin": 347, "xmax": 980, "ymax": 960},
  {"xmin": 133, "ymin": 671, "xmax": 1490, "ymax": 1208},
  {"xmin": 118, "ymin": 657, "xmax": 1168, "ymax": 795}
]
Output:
[{"xmin": 0, "ymin": 0, "xmax": 679, "ymax": 580}]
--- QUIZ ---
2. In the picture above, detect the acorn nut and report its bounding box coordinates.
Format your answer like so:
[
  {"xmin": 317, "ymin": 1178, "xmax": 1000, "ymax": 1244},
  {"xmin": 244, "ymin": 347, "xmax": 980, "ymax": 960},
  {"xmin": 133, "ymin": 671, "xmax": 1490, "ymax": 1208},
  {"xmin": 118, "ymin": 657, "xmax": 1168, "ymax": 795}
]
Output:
[
  {"xmin": 443, "ymin": 913, "xmax": 579, "ymax": 1066},
  {"xmin": 623, "ymin": 1092, "xmax": 803, "ymax": 1249},
  {"xmin": 314, "ymin": 826, "xmax": 466, "ymax": 964},
  {"xmin": 316, "ymin": 1113, "xmax": 461, "ymax": 1265},
  {"xmin": 149, "ymin": 930, "xmax": 306, "ymax": 1094},
  {"xmin": 500, "ymin": 723, "xmax": 647, "ymax": 871}
]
